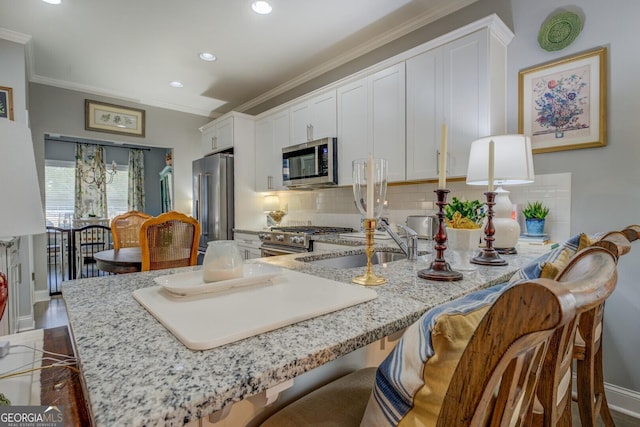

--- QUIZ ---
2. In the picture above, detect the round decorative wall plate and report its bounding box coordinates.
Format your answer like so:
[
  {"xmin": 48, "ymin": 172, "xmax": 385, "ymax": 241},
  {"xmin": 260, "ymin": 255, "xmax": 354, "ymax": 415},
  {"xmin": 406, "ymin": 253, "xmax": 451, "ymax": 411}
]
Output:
[{"xmin": 538, "ymin": 11, "xmax": 583, "ymax": 51}]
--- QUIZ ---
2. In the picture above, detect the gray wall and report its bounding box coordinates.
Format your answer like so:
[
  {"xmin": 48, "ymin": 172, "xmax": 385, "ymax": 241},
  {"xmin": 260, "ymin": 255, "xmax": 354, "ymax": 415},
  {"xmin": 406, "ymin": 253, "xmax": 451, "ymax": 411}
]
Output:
[
  {"xmin": 507, "ymin": 0, "xmax": 640, "ymax": 393},
  {"xmin": 0, "ymin": 39, "xmax": 27, "ymax": 124},
  {"xmin": 44, "ymin": 138, "xmax": 168, "ymax": 216}
]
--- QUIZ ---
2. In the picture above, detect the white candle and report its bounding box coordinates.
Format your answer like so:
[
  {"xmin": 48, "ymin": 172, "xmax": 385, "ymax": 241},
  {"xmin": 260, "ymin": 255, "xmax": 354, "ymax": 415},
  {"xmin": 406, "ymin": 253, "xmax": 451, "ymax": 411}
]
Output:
[
  {"xmin": 488, "ymin": 139, "xmax": 495, "ymax": 192},
  {"xmin": 438, "ymin": 122, "xmax": 448, "ymax": 189},
  {"xmin": 367, "ymin": 153, "xmax": 374, "ymax": 218}
]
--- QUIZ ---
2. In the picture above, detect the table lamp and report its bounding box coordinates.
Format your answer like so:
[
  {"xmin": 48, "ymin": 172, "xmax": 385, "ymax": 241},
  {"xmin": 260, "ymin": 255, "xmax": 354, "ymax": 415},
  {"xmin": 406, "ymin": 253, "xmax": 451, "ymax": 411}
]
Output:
[
  {"xmin": 263, "ymin": 195, "xmax": 285, "ymax": 226},
  {"xmin": 466, "ymin": 135, "xmax": 534, "ymax": 253},
  {"xmin": 0, "ymin": 119, "xmax": 46, "ymax": 328}
]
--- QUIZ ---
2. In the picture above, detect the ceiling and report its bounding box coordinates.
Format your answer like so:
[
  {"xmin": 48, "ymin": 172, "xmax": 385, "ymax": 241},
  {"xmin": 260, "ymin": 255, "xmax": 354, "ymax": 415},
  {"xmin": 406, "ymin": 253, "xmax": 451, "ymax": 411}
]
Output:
[{"xmin": 0, "ymin": 0, "xmax": 474, "ymax": 118}]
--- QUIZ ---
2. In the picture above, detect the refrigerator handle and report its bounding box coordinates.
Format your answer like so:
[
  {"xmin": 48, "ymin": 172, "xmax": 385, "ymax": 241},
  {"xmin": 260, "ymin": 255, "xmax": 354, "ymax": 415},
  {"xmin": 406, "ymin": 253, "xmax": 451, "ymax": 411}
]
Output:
[{"xmin": 201, "ymin": 173, "xmax": 209, "ymax": 238}]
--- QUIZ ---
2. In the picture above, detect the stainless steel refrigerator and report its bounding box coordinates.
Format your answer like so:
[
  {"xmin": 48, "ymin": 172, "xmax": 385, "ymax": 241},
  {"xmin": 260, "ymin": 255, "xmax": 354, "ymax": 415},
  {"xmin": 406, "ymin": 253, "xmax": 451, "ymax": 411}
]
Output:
[{"xmin": 192, "ymin": 153, "xmax": 234, "ymax": 254}]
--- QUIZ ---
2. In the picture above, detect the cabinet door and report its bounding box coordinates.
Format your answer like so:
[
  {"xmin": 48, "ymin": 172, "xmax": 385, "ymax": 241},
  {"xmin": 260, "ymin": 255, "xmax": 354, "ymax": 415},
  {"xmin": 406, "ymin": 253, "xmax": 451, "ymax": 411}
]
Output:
[
  {"xmin": 255, "ymin": 117, "xmax": 274, "ymax": 192},
  {"xmin": 309, "ymin": 90, "xmax": 337, "ymax": 141},
  {"xmin": 406, "ymin": 48, "xmax": 443, "ymax": 180},
  {"xmin": 443, "ymin": 31, "xmax": 489, "ymax": 178},
  {"xmin": 337, "ymin": 77, "xmax": 368, "ymax": 186},
  {"xmin": 215, "ymin": 116, "xmax": 234, "ymax": 152},
  {"xmin": 271, "ymin": 111, "xmax": 290, "ymax": 188},
  {"xmin": 290, "ymin": 90, "xmax": 336, "ymax": 144},
  {"xmin": 255, "ymin": 110, "xmax": 289, "ymax": 191},
  {"xmin": 201, "ymin": 125, "xmax": 217, "ymax": 155},
  {"xmin": 201, "ymin": 116, "xmax": 234, "ymax": 155},
  {"xmin": 370, "ymin": 63, "xmax": 406, "ymax": 183}
]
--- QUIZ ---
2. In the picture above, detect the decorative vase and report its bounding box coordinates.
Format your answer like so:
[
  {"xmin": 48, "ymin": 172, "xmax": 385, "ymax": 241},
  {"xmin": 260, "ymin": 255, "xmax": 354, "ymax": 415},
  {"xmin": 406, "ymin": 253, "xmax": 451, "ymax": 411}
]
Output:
[
  {"xmin": 447, "ymin": 227, "xmax": 483, "ymax": 271},
  {"xmin": 202, "ymin": 240, "xmax": 243, "ymax": 283},
  {"xmin": 525, "ymin": 218, "xmax": 545, "ymax": 236}
]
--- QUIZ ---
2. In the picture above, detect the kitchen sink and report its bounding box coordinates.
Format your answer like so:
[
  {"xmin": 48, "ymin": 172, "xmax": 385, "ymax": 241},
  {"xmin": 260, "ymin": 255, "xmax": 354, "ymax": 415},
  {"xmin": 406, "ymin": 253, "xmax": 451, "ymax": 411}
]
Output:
[{"xmin": 305, "ymin": 251, "xmax": 406, "ymax": 268}]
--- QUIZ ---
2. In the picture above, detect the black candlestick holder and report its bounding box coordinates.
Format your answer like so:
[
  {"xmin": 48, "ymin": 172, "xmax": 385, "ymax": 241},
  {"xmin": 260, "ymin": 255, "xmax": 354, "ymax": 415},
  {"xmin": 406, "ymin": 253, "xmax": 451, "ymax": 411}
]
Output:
[
  {"xmin": 471, "ymin": 191, "xmax": 508, "ymax": 266},
  {"xmin": 418, "ymin": 189, "xmax": 463, "ymax": 282}
]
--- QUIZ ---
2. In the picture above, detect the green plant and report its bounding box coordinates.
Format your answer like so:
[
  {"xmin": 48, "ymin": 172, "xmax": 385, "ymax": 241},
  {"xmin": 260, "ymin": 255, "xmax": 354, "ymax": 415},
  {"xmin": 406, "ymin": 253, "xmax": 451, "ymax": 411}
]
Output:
[
  {"xmin": 444, "ymin": 197, "xmax": 486, "ymax": 229},
  {"xmin": 523, "ymin": 201, "xmax": 549, "ymax": 219}
]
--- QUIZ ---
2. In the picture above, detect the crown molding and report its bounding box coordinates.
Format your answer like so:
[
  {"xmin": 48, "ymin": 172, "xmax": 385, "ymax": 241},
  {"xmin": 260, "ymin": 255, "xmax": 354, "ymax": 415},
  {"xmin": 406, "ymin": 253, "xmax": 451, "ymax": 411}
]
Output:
[
  {"xmin": 0, "ymin": 27, "xmax": 31, "ymax": 44},
  {"xmin": 29, "ymin": 74, "xmax": 218, "ymax": 117},
  {"xmin": 235, "ymin": 0, "xmax": 477, "ymax": 113}
]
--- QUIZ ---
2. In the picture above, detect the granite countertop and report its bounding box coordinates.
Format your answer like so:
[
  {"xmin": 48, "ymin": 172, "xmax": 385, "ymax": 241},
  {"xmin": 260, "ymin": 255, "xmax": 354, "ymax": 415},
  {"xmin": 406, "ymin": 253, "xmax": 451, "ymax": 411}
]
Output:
[{"xmin": 63, "ymin": 247, "xmax": 542, "ymax": 426}]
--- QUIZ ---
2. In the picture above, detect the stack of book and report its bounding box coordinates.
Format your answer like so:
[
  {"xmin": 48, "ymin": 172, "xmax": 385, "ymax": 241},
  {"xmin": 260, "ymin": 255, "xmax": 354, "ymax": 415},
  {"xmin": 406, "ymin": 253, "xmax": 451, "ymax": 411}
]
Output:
[{"xmin": 518, "ymin": 233, "xmax": 551, "ymax": 245}]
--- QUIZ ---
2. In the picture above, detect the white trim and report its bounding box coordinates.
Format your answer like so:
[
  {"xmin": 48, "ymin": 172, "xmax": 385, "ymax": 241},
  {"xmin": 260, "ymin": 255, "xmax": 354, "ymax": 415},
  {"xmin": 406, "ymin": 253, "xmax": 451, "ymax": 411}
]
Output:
[
  {"xmin": 17, "ymin": 315, "xmax": 35, "ymax": 332},
  {"xmin": 572, "ymin": 373, "xmax": 640, "ymax": 419},
  {"xmin": 0, "ymin": 27, "xmax": 31, "ymax": 44},
  {"xmin": 252, "ymin": 13, "xmax": 514, "ymax": 120},
  {"xmin": 33, "ymin": 290, "xmax": 50, "ymax": 304},
  {"xmin": 236, "ymin": 0, "xmax": 478, "ymax": 113},
  {"xmin": 605, "ymin": 382, "xmax": 640, "ymax": 419}
]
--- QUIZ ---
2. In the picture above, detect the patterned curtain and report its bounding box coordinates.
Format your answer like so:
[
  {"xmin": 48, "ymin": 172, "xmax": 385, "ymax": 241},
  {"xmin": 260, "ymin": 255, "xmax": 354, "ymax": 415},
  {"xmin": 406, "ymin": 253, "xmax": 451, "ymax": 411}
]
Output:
[
  {"xmin": 128, "ymin": 148, "xmax": 145, "ymax": 211},
  {"xmin": 74, "ymin": 144, "xmax": 108, "ymax": 218}
]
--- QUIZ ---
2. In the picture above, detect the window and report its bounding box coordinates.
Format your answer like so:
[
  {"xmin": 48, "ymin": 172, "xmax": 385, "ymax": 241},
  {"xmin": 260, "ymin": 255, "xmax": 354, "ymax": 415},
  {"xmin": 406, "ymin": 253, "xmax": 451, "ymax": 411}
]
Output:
[{"xmin": 45, "ymin": 160, "xmax": 129, "ymax": 226}]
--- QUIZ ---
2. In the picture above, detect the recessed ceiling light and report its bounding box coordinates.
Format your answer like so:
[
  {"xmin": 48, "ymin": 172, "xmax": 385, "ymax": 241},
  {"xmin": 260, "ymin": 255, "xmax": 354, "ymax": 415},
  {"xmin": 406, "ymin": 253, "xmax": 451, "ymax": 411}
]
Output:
[
  {"xmin": 199, "ymin": 52, "xmax": 217, "ymax": 62},
  {"xmin": 169, "ymin": 81, "xmax": 184, "ymax": 88},
  {"xmin": 42, "ymin": 0, "xmax": 62, "ymax": 4},
  {"xmin": 251, "ymin": 1, "xmax": 272, "ymax": 15}
]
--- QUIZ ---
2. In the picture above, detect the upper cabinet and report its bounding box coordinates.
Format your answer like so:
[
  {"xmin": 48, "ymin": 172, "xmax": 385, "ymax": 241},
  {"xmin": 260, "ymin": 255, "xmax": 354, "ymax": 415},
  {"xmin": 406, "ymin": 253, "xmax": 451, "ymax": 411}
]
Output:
[
  {"xmin": 200, "ymin": 116, "xmax": 234, "ymax": 155},
  {"xmin": 406, "ymin": 28, "xmax": 508, "ymax": 181},
  {"xmin": 248, "ymin": 15, "xmax": 512, "ymax": 191},
  {"xmin": 290, "ymin": 90, "xmax": 337, "ymax": 145},
  {"xmin": 337, "ymin": 63, "xmax": 406, "ymax": 185},
  {"xmin": 255, "ymin": 109, "xmax": 290, "ymax": 192}
]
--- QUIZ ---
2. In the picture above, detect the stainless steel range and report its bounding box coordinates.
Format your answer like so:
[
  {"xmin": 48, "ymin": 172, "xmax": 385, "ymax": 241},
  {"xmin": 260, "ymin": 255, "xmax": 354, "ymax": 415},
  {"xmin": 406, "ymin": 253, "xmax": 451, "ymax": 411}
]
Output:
[{"xmin": 258, "ymin": 226, "xmax": 354, "ymax": 256}]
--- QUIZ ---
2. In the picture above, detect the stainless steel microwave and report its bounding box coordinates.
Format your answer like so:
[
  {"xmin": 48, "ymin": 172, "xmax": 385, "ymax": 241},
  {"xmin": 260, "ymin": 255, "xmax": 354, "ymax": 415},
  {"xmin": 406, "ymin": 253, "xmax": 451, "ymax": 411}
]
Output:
[{"xmin": 282, "ymin": 138, "xmax": 338, "ymax": 188}]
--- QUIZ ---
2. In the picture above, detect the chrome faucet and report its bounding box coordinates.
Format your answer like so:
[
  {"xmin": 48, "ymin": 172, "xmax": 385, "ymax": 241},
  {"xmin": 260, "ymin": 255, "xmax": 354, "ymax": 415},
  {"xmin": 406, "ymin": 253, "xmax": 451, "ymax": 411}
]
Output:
[{"xmin": 377, "ymin": 217, "xmax": 418, "ymax": 261}]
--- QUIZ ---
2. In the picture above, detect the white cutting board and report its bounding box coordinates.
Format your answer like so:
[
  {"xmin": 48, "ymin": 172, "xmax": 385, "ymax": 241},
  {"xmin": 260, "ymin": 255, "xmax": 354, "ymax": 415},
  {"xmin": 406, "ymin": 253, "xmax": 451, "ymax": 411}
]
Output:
[{"xmin": 133, "ymin": 270, "xmax": 377, "ymax": 350}]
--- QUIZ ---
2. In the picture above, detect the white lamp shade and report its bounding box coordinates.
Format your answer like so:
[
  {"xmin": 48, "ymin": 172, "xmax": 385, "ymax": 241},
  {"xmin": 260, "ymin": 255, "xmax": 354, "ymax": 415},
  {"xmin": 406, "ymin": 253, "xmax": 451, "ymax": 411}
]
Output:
[
  {"xmin": 263, "ymin": 195, "xmax": 280, "ymax": 212},
  {"xmin": 466, "ymin": 135, "xmax": 535, "ymax": 186},
  {"xmin": 0, "ymin": 119, "xmax": 46, "ymax": 237}
]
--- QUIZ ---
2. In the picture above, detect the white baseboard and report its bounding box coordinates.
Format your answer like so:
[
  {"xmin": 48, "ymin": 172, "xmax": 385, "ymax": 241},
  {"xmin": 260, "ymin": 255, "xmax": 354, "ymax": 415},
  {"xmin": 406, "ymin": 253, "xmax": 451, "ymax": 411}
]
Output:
[
  {"xmin": 573, "ymin": 374, "xmax": 640, "ymax": 419},
  {"xmin": 17, "ymin": 315, "xmax": 35, "ymax": 332},
  {"xmin": 606, "ymin": 382, "xmax": 640, "ymax": 419},
  {"xmin": 33, "ymin": 290, "xmax": 51, "ymax": 304}
]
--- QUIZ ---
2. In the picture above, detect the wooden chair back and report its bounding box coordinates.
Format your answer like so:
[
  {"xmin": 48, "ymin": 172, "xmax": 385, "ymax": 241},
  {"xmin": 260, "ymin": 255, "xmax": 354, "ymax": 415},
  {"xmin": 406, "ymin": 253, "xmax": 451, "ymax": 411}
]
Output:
[
  {"xmin": 592, "ymin": 230, "xmax": 632, "ymax": 258},
  {"xmin": 139, "ymin": 211, "xmax": 200, "ymax": 271},
  {"xmin": 621, "ymin": 224, "xmax": 640, "ymax": 242},
  {"xmin": 531, "ymin": 245, "xmax": 619, "ymax": 426},
  {"xmin": 438, "ymin": 247, "xmax": 617, "ymax": 427},
  {"xmin": 111, "ymin": 211, "xmax": 152, "ymax": 250},
  {"xmin": 436, "ymin": 279, "xmax": 577, "ymax": 427}
]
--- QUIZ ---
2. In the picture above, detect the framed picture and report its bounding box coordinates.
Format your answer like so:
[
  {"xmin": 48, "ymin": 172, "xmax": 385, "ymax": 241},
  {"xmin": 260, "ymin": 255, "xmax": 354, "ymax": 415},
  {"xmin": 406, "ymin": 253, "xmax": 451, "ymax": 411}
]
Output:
[
  {"xmin": 85, "ymin": 99, "xmax": 145, "ymax": 137},
  {"xmin": 0, "ymin": 86, "xmax": 14, "ymax": 121},
  {"xmin": 518, "ymin": 47, "xmax": 606, "ymax": 154}
]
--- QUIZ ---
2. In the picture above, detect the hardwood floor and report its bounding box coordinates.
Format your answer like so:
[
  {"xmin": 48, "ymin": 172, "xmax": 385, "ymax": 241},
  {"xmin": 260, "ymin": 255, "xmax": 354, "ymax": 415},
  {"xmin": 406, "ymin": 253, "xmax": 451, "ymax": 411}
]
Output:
[{"xmin": 33, "ymin": 297, "xmax": 639, "ymax": 426}]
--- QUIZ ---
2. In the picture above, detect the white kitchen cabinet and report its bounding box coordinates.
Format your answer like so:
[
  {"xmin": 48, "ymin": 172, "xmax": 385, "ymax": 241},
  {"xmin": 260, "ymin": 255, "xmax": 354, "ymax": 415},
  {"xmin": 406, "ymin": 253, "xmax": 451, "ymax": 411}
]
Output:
[
  {"xmin": 406, "ymin": 28, "xmax": 507, "ymax": 181},
  {"xmin": 406, "ymin": 47, "xmax": 443, "ymax": 180},
  {"xmin": 290, "ymin": 90, "xmax": 337, "ymax": 145},
  {"xmin": 200, "ymin": 115, "xmax": 235, "ymax": 156},
  {"xmin": 255, "ymin": 109, "xmax": 290, "ymax": 191},
  {"xmin": 337, "ymin": 63, "xmax": 406, "ymax": 185},
  {"xmin": 234, "ymin": 233, "xmax": 262, "ymax": 260}
]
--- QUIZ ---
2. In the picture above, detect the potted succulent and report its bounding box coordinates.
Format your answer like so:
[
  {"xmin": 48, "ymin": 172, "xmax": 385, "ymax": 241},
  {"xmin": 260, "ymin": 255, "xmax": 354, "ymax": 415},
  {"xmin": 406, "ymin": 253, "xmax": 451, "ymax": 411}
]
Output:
[
  {"xmin": 523, "ymin": 201, "xmax": 549, "ymax": 236},
  {"xmin": 444, "ymin": 198, "xmax": 486, "ymax": 269}
]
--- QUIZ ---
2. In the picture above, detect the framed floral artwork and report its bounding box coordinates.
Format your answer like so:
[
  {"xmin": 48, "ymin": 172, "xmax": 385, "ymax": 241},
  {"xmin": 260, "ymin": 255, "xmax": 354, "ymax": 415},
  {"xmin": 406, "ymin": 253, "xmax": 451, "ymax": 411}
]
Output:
[
  {"xmin": 518, "ymin": 47, "xmax": 607, "ymax": 154},
  {"xmin": 0, "ymin": 86, "xmax": 14, "ymax": 121},
  {"xmin": 85, "ymin": 99, "xmax": 145, "ymax": 137}
]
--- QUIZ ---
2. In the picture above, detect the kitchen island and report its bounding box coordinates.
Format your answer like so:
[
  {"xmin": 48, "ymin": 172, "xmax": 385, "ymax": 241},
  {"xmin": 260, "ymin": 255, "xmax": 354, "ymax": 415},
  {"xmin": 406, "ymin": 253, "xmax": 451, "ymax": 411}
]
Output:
[{"xmin": 63, "ymin": 246, "xmax": 542, "ymax": 426}]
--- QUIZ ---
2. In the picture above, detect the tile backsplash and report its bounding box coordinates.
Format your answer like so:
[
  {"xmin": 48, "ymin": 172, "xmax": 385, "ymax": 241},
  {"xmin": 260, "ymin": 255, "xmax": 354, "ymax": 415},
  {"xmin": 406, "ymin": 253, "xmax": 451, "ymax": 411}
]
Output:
[{"xmin": 260, "ymin": 172, "xmax": 571, "ymax": 243}]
